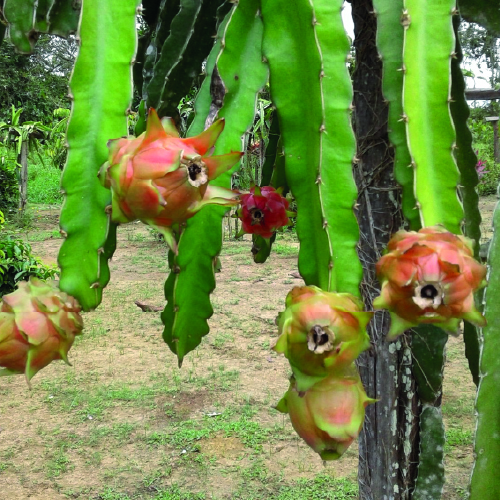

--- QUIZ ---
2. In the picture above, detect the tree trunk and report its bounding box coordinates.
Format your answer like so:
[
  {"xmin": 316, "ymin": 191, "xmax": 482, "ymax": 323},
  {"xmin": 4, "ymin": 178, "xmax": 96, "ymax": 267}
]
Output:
[
  {"xmin": 350, "ymin": 0, "xmax": 421, "ymax": 498},
  {"xmin": 18, "ymin": 140, "xmax": 28, "ymax": 212}
]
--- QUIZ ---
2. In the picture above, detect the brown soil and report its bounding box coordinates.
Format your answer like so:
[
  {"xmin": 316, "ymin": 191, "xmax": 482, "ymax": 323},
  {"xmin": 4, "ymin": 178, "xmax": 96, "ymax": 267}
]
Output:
[{"xmin": 0, "ymin": 197, "xmax": 497, "ymax": 499}]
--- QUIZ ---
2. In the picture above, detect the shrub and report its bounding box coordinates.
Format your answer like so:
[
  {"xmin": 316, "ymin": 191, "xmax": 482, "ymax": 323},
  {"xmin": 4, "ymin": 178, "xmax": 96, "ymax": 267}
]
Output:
[
  {"xmin": 28, "ymin": 157, "xmax": 63, "ymax": 205},
  {"xmin": 0, "ymin": 148, "xmax": 19, "ymax": 212},
  {"xmin": 0, "ymin": 237, "xmax": 58, "ymax": 297}
]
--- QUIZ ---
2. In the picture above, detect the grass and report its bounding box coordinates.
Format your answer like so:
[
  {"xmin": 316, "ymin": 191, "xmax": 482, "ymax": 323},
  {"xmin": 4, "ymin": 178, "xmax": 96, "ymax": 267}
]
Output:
[
  {"xmin": 0, "ymin": 200, "xmax": 481, "ymax": 500},
  {"xmin": 27, "ymin": 155, "xmax": 63, "ymax": 205}
]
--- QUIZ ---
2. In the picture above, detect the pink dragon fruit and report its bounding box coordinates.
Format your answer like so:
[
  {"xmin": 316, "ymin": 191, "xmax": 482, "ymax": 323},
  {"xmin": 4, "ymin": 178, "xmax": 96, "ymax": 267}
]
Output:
[
  {"xmin": 0, "ymin": 278, "xmax": 83, "ymax": 384},
  {"xmin": 99, "ymin": 109, "xmax": 242, "ymax": 252},
  {"xmin": 236, "ymin": 186, "xmax": 293, "ymax": 238},
  {"xmin": 274, "ymin": 285, "xmax": 372, "ymax": 392},
  {"xmin": 373, "ymin": 225, "xmax": 487, "ymax": 339},
  {"xmin": 276, "ymin": 366, "xmax": 375, "ymax": 460}
]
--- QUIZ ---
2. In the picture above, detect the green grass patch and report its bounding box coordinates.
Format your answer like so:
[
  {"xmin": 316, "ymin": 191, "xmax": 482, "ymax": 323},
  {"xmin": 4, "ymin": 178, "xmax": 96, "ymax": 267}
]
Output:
[
  {"xmin": 445, "ymin": 427, "xmax": 473, "ymax": 452},
  {"xmin": 28, "ymin": 160, "xmax": 63, "ymax": 205},
  {"xmin": 146, "ymin": 405, "xmax": 277, "ymax": 452}
]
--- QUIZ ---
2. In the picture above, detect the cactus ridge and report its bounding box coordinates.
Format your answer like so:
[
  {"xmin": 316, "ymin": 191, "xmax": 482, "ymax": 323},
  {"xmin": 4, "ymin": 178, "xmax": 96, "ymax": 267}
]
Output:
[
  {"xmin": 470, "ymin": 198, "xmax": 500, "ymax": 498},
  {"xmin": 372, "ymin": 0, "xmax": 420, "ymax": 230},
  {"xmin": 412, "ymin": 405, "xmax": 446, "ymax": 500},
  {"xmin": 162, "ymin": 0, "xmax": 268, "ymax": 364},
  {"xmin": 58, "ymin": 0, "xmax": 139, "ymax": 310},
  {"xmin": 4, "ymin": 0, "xmax": 37, "ymax": 53},
  {"xmin": 402, "ymin": 0, "xmax": 463, "ymax": 233},
  {"xmin": 262, "ymin": 0, "xmax": 361, "ymax": 296}
]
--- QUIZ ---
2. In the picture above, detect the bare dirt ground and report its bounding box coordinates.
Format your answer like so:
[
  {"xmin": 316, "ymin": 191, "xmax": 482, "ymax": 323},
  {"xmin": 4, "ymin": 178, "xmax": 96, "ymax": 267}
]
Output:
[{"xmin": 0, "ymin": 195, "xmax": 497, "ymax": 500}]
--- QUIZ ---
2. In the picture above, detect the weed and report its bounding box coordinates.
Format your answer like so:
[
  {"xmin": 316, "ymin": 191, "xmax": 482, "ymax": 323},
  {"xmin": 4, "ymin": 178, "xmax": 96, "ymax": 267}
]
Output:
[
  {"xmin": 46, "ymin": 449, "xmax": 71, "ymax": 478},
  {"xmin": 445, "ymin": 427, "xmax": 473, "ymax": 451}
]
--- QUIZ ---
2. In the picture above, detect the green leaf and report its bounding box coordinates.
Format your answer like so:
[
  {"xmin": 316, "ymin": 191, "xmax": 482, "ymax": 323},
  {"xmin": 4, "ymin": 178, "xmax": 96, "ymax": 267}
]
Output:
[
  {"xmin": 403, "ymin": 0, "xmax": 463, "ymax": 232},
  {"xmin": 162, "ymin": 0, "xmax": 268, "ymax": 364},
  {"xmin": 4, "ymin": 0, "xmax": 36, "ymax": 53},
  {"xmin": 470, "ymin": 199, "xmax": 500, "ymax": 499},
  {"xmin": 373, "ymin": 0, "xmax": 420, "ymax": 230},
  {"xmin": 413, "ymin": 405, "xmax": 445, "ymax": 500},
  {"xmin": 261, "ymin": 0, "xmax": 361, "ymax": 296},
  {"xmin": 58, "ymin": 0, "xmax": 139, "ymax": 310}
]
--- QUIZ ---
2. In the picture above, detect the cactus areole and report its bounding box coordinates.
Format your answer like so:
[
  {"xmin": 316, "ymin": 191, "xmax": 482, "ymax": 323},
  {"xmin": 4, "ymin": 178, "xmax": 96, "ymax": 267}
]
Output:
[
  {"xmin": 373, "ymin": 226, "xmax": 487, "ymax": 340},
  {"xmin": 274, "ymin": 286, "xmax": 372, "ymax": 392},
  {"xmin": 0, "ymin": 278, "xmax": 83, "ymax": 384},
  {"xmin": 99, "ymin": 109, "xmax": 242, "ymax": 252}
]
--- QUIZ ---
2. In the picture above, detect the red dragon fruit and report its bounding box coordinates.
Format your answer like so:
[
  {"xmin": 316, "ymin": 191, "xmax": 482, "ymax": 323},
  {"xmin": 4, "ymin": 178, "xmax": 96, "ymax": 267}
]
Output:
[
  {"xmin": 236, "ymin": 186, "xmax": 292, "ymax": 238},
  {"xmin": 99, "ymin": 109, "xmax": 242, "ymax": 252},
  {"xmin": 373, "ymin": 225, "xmax": 487, "ymax": 340},
  {"xmin": 276, "ymin": 366, "xmax": 375, "ymax": 460},
  {"xmin": 274, "ymin": 285, "xmax": 372, "ymax": 392},
  {"xmin": 0, "ymin": 278, "xmax": 83, "ymax": 384}
]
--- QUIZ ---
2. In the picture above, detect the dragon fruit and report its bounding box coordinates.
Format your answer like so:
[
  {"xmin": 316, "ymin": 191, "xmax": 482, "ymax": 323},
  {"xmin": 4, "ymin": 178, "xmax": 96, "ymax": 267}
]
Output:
[
  {"xmin": 0, "ymin": 277, "xmax": 83, "ymax": 384},
  {"xmin": 99, "ymin": 108, "xmax": 242, "ymax": 252},
  {"xmin": 373, "ymin": 225, "xmax": 487, "ymax": 340},
  {"xmin": 276, "ymin": 366, "xmax": 375, "ymax": 460},
  {"xmin": 274, "ymin": 285, "xmax": 372, "ymax": 392},
  {"xmin": 236, "ymin": 186, "xmax": 292, "ymax": 238}
]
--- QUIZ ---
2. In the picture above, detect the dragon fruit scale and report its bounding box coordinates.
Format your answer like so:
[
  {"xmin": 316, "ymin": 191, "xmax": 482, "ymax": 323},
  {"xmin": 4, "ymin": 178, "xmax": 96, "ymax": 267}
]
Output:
[
  {"xmin": 99, "ymin": 109, "xmax": 242, "ymax": 252},
  {"xmin": 274, "ymin": 286, "xmax": 372, "ymax": 392},
  {"xmin": 236, "ymin": 186, "xmax": 293, "ymax": 238},
  {"xmin": 0, "ymin": 278, "xmax": 83, "ymax": 384},
  {"xmin": 276, "ymin": 366, "xmax": 375, "ymax": 461},
  {"xmin": 373, "ymin": 225, "xmax": 487, "ymax": 340}
]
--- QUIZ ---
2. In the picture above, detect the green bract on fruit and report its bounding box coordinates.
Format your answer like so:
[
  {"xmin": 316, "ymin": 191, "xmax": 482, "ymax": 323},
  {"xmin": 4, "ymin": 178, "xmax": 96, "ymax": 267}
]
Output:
[
  {"xmin": 0, "ymin": 278, "xmax": 83, "ymax": 384},
  {"xmin": 274, "ymin": 286, "xmax": 372, "ymax": 392},
  {"xmin": 373, "ymin": 226, "xmax": 487, "ymax": 340},
  {"xmin": 276, "ymin": 366, "xmax": 375, "ymax": 461},
  {"xmin": 99, "ymin": 108, "xmax": 242, "ymax": 252}
]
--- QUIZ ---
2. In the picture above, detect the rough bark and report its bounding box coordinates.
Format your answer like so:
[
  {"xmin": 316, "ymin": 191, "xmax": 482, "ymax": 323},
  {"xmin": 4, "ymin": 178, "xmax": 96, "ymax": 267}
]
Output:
[{"xmin": 350, "ymin": 1, "xmax": 421, "ymax": 498}]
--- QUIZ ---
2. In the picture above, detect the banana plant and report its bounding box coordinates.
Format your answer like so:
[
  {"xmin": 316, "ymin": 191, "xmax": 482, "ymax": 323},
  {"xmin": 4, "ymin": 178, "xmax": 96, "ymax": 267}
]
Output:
[{"xmin": 1, "ymin": 0, "xmax": 500, "ymax": 498}]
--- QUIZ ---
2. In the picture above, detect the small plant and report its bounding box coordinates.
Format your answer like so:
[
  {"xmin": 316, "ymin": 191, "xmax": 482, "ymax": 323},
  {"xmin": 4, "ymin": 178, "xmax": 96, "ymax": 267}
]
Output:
[
  {"xmin": 0, "ymin": 237, "xmax": 58, "ymax": 297},
  {"xmin": 0, "ymin": 150, "xmax": 19, "ymax": 212}
]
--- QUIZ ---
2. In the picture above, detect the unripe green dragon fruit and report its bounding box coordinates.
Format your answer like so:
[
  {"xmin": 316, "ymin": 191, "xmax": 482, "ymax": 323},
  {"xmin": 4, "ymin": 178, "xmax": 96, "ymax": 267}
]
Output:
[
  {"xmin": 0, "ymin": 277, "xmax": 83, "ymax": 384},
  {"xmin": 274, "ymin": 285, "xmax": 372, "ymax": 392},
  {"xmin": 373, "ymin": 225, "xmax": 487, "ymax": 340},
  {"xmin": 276, "ymin": 366, "xmax": 375, "ymax": 460},
  {"xmin": 99, "ymin": 108, "xmax": 242, "ymax": 252}
]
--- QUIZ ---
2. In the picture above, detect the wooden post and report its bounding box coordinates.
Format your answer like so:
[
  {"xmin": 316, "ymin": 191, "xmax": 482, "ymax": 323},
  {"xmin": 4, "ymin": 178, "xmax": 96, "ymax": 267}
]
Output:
[
  {"xmin": 18, "ymin": 140, "xmax": 28, "ymax": 212},
  {"xmin": 485, "ymin": 116, "xmax": 500, "ymax": 163}
]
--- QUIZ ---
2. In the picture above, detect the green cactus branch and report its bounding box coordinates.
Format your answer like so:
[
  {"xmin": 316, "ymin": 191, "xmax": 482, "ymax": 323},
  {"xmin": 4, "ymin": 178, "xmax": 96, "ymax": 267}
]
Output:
[
  {"xmin": 450, "ymin": 15, "xmax": 482, "ymax": 387},
  {"xmin": 162, "ymin": 0, "xmax": 268, "ymax": 364},
  {"xmin": 34, "ymin": 0, "xmax": 56, "ymax": 33},
  {"xmin": 58, "ymin": 0, "xmax": 139, "ymax": 310},
  {"xmin": 4, "ymin": 0, "xmax": 36, "ymax": 53},
  {"xmin": 412, "ymin": 405, "xmax": 445, "ymax": 500},
  {"xmin": 262, "ymin": 0, "xmax": 361, "ymax": 296},
  {"xmin": 373, "ymin": 0, "xmax": 420, "ymax": 231},
  {"xmin": 403, "ymin": 0, "xmax": 463, "ymax": 233},
  {"xmin": 470, "ymin": 202, "xmax": 500, "ymax": 498}
]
